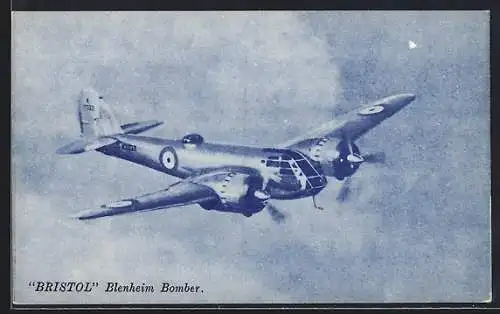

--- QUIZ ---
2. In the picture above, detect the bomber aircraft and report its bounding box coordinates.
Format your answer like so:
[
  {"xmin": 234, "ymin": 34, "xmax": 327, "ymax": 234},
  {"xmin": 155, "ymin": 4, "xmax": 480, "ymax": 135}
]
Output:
[{"xmin": 57, "ymin": 88, "xmax": 416, "ymax": 222}]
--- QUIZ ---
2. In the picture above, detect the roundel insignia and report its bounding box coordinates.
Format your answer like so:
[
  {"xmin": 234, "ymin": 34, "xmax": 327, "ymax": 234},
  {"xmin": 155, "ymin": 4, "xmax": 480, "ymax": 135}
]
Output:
[
  {"xmin": 159, "ymin": 147, "xmax": 178, "ymax": 170},
  {"xmin": 358, "ymin": 105, "xmax": 385, "ymax": 115}
]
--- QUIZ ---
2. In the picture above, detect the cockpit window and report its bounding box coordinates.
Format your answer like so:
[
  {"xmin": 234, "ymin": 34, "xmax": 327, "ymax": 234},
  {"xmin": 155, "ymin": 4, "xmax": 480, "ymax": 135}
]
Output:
[
  {"xmin": 288, "ymin": 151, "xmax": 305, "ymax": 160},
  {"xmin": 262, "ymin": 148, "xmax": 326, "ymax": 191},
  {"xmin": 279, "ymin": 168, "xmax": 294, "ymax": 175},
  {"xmin": 297, "ymin": 160, "xmax": 316, "ymax": 176},
  {"xmin": 266, "ymin": 160, "xmax": 280, "ymax": 167},
  {"xmin": 309, "ymin": 177, "xmax": 324, "ymax": 186},
  {"xmin": 280, "ymin": 161, "xmax": 291, "ymax": 168}
]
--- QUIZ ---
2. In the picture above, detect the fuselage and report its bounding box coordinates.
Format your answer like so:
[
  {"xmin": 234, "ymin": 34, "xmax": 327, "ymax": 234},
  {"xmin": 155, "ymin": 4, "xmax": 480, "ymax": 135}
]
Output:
[{"xmin": 96, "ymin": 134, "xmax": 328, "ymax": 200}]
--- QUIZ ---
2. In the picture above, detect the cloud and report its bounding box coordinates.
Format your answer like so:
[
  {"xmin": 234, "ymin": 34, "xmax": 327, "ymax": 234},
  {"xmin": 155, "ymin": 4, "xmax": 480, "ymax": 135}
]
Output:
[{"xmin": 12, "ymin": 11, "xmax": 490, "ymax": 304}]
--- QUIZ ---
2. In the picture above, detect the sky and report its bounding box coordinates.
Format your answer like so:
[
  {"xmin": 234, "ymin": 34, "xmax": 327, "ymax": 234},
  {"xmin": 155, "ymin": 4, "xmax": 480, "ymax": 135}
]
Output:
[{"xmin": 12, "ymin": 11, "xmax": 490, "ymax": 304}]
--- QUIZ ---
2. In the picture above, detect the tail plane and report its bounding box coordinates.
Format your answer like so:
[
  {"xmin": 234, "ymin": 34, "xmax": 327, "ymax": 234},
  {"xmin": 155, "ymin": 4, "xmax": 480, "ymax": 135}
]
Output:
[{"xmin": 56, "ymin": 88, "xmax": 163, "ymax": 155}]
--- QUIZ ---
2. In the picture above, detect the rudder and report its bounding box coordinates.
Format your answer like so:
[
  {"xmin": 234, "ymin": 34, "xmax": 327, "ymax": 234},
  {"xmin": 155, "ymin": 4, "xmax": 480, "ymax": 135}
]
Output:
[
  {"xmin": 78, "ymin": 88, "xmax": 122, "ymax": 139},
  {"xmin": 57, "ymin": 88, "xmax": 163, "ymax": 155}
]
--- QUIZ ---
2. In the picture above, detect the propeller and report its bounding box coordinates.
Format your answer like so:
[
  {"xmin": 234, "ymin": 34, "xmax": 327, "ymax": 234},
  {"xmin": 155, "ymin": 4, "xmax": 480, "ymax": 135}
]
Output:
[
  {"xmin": 252, "ymin": 179, "xmax": 286, "ymax": 224},
  {"xmin": 336, "ymin": 176, "xmax": 352, "ymax": 203},
  {"xmin": 255, "ymin": 169, "xmax": 287, "ymax": 223},
  {"xmin": 335, "ymin": 152, "xmax": 386, "ymax": 203},
  {"xmin": 362, "ymin": 152, "xmax": 386, "ymax": 164},
  {"xmin": 265, "ymin": 203, "xmax": 286, "ymax": 224}
]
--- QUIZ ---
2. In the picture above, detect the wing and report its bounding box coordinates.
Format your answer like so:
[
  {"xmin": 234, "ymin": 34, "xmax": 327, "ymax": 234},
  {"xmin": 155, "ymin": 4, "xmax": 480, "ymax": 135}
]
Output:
[
  {"xmin": 279, "ymin": 94, "xmax": 416, "ymax": 149},
  {"xmin": 74, "ymin": 180, "xmax": 217, "ymax": 220}
]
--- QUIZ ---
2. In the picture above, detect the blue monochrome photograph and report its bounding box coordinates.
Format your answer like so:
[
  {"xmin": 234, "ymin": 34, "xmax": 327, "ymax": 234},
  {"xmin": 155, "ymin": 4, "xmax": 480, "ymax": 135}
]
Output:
[{"xmin": 11, "ymin": 11, "xmax": 490, "ymax": 304}]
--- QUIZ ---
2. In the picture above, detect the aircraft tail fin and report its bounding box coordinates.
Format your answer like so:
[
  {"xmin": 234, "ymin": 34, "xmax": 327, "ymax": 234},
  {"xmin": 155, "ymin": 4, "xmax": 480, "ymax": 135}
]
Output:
[
  {"xmin": 56, "ymin": 88, "xmax": 163, "ymax": 155},
  {"xmin": 78, "ymin": 88, "xmax": 122, "ymax": 138},
  {"xmin": 77, "ymin": 88, "xmax": 164, "ymax": 137}
]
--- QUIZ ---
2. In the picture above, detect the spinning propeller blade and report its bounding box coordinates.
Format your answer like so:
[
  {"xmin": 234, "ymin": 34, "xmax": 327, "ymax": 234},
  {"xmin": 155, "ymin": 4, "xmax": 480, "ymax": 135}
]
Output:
[
  {"xmin": 266, "ymin": 203, "xmax": 286, "ymax": 224},
  {"xmin": 336, "ymin": 152, "xmax": 385, "ymax": 203},
  {"xmin": 336, "ymin": 176, "xmax": 352, "ymax": 203},
  {"xmin": 362, "ymin": 152, "xmax": 386, "ymax": 164}
]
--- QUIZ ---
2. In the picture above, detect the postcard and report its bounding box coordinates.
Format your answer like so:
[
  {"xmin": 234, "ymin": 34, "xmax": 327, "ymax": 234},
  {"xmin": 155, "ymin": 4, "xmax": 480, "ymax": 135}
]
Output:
[{"xmin": 11, "ymin": 11, "xmax": 491, "ymax": 305}]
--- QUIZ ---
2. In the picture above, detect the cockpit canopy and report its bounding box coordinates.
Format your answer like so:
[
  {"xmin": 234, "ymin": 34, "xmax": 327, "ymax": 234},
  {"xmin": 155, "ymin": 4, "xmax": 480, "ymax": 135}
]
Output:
[{"xmin": 182, "ymin": 133, "xmax": 204, "ymax": 147}]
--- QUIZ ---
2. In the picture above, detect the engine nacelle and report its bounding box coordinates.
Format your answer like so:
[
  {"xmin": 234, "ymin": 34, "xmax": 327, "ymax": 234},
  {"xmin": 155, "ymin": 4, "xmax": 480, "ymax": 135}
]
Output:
[
  {"xmin": 197, "ymin": 172, "xmax": 268, "ymax": 217},
  {"xmin": 308, "ymin": 138, "xmax": 362, "ymax": 180}
]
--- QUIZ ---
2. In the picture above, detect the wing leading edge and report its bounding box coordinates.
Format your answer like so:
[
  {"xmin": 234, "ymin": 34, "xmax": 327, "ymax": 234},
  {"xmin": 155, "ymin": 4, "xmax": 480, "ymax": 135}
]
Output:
[
  {"xmin": 74, "ymin": 180, "xmax": 217, "ymax": 220},
  {"xmin": 280, "ymin": 93, "xmax": 416, "ymax": 149}
]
